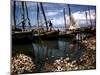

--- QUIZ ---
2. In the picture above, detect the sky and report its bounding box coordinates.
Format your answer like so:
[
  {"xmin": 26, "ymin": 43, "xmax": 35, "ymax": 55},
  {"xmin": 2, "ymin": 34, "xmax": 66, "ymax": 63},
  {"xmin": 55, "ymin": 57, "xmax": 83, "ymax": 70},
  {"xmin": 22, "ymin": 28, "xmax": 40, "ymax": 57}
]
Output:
[{"xmin": 11, "ymin": 1, "xmax": 96, "ymax": 29}]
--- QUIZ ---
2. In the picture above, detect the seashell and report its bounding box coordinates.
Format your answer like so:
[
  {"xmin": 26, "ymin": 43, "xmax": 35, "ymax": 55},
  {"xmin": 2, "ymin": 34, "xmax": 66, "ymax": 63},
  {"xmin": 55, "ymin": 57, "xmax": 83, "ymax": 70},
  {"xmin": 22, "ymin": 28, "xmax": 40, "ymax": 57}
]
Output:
[
  {"xmin": 11, "ymin": 53, "xmax": 35, "ymax": 74},
  {"xmin": 65, "ymin": 57, "xmax": 70, "ymax": 61}
]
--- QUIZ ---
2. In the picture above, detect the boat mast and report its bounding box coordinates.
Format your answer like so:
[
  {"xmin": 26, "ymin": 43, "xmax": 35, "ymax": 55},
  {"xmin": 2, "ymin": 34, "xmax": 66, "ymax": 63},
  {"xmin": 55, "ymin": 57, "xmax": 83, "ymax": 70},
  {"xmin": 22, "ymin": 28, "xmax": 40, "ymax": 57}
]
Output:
[
  {"xmin": 94, "ymin": 8, "xmax": 96, "ymax": 26},
  {"xmin": 37, "ymin": 3, "xmax": 39, "ymax": 30},
  {"xmin": 25, "ymin": 2, "xmax": 31, "ymax": 28},
  {"xmin": 67, "ymin": 4, "xmax": 71, "ymax": 25},
  {"xmin": 40, "ymin": 2, "xmax": 48, "ymax": 31},
  {"xmin": 13, "ymin": 1, "xmax": 16, "ymax": 30},
  {"xmin": 22, "ymin": 1, "xmax": 25, "ymax": 31},
  {"xmin": 85, "ymin": 11, "xmax": 88, "ymax": 26},
  {"xmin": 88, "ymin": 6, "xmax": 92, "ymax": 29},
  {"xmin": 63, "ymin": 8, "xmax": 67, "ymax": 31}
]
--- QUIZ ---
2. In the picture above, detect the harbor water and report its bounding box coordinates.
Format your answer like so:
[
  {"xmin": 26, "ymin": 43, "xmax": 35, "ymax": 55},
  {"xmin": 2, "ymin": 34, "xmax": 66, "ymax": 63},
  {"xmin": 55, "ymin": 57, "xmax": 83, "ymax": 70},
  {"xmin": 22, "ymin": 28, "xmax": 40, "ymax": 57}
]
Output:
[{"xmin": 12, "ymin": 37, "xmax": 86, "ymax": 73}]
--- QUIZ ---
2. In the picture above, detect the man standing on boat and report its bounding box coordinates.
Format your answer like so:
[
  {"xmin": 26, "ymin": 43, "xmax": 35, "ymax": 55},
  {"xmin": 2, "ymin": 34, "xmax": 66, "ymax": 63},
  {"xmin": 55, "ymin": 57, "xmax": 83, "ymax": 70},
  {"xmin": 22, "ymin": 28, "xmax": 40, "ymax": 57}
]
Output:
[{"xmin": 48, "ymin": 20, "xmax": 53, "ymax": 31}]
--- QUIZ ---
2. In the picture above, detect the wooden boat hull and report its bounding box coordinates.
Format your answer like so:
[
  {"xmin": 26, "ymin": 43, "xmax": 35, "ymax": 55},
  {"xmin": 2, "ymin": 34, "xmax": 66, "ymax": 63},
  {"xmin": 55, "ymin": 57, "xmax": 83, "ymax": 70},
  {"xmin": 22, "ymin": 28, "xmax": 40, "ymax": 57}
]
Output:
[
  {"xmin": 33, "ymin": 31, "xmax": 59, "ymax": 40},
  {"xmin": 59, "ymin": 34, "xmax": 75, "ymax": 38},
  {"xmin": 12, "ymin": 31, "xmax": 33, "ymax": 43}
]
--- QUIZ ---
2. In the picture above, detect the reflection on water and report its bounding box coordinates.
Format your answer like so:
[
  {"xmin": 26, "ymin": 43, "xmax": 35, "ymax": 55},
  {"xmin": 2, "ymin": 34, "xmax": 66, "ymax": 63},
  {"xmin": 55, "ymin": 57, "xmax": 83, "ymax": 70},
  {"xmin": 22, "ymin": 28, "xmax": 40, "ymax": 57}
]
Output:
[{"xmin": 12, "ymin": 38, "xmax": 85, "ymax": 72}]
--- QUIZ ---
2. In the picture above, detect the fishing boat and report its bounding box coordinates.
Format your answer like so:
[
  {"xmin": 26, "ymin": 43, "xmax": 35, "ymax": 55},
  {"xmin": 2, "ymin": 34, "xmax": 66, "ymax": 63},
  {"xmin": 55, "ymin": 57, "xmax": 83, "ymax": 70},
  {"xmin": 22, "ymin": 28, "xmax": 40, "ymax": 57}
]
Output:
[
  {"xmin": 33, "ymin": 30, "xmax": 59, "ymax": 40},
  {"xmin": 59, "ymin": 4, "xmax": 80, "ymax": 38},
  {"xmin": 32, "ymin": 2, "xmax": 59, "ymax": 40},
  {"xmin": 12, "ymin": 1, "xmax": 33, "ymax": 43},
  {"xmin": 12, "ymin": 31, "xmax": 33, "ymax": 43},
  {"xmin": 12, "ymin": 2, "xmax": 59, "ymax": 42}
]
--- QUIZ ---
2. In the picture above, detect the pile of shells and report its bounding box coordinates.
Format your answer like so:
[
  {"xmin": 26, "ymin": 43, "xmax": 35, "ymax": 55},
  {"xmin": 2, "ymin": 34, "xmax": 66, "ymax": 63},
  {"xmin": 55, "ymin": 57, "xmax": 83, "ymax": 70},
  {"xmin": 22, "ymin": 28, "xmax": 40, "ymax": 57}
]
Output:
[
  {"xmin": 53, "ymin": 57, "xmax": 78, "ymax": 71},
  {"xmin": 43, "ymin": 63, "xmax": 55, "ymax": 72},
  {"xmin": 11, "ymin": 53, "xmax": 35, "ymax": 74},
  {"xmin": 44, "ymin": 57, "xmax": 79, "ymax": 72},
  {"xmin": 78, "ymin": 48, "xmax": 96, "ymax": 69},
  {"xmin": 44, "ymin": 36, "xmax": 96, "ymax": 72},
  {"xmin": 82, "ymin": 37, "xmax": 96, "ymax": 51},
  {"xmin": 78, "ymin": 36, "xmax": 96, "ymax": 69},
  {"xmin": 44, "ymin": 54, "xmax": 95, "ymax": 72}
]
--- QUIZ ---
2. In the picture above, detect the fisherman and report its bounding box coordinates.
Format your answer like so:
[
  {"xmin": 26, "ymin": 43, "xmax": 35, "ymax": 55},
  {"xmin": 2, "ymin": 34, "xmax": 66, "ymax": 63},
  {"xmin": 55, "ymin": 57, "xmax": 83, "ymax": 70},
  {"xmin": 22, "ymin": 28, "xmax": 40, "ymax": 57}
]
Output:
[{"xmin": 48, "ymin": 20, "xmax": 53, "ymax": 31}]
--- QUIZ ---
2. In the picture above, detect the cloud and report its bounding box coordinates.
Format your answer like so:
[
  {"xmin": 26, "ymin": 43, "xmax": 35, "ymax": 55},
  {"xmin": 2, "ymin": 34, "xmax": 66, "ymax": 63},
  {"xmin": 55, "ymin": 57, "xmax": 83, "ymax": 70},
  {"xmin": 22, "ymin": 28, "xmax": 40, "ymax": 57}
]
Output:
[
  {"xmin": 72, "ymin": 9, "xmax": 96, "ymax": 25},
  {"xmin": 46, "ymin": 12, "xmax": 59, "ymax": 16},
  {"xmin": 52, "ymin": 17, "xmax": 64, "ymax": 26},
  {"xmin": 72, "ymin": 10, "xmax": 96, "ymax": 20},
  {"xmin": 50, "ymin": 9, "xmax": 96, "ymax": 26},
  {"xmin": 46, "ymin": 9, "xmax": 62, "ymax": 16}
]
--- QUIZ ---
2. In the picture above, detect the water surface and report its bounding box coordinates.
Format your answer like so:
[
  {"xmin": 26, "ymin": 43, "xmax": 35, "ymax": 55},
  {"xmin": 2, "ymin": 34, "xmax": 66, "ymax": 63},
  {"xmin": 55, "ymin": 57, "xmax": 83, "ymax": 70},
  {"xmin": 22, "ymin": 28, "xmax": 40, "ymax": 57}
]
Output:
[{"xmin": 12, "ymin": 38, "xmax": 86, "ymax": 72}]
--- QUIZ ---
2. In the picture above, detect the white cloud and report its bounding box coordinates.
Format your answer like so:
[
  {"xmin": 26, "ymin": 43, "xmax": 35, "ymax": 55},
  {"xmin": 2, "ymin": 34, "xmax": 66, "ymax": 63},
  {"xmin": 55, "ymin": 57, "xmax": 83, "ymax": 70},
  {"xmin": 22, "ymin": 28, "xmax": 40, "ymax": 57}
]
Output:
[
  {"xmin": 46, "ymin": 9, "xmax": 62, "ymax": 16},
  {"xmin": 72, "ymin": 10, "xmax": 96, "ymax": 20},
  {"xmin": 46, "ymin": 12, "xmax": 59, "ymax": 16},
  {"xmin": 52, "ymin": 17, "xmax": 64, "ymax": 26},
  {"xmin": 51, "ymin": 9, "xmax": 96, "ymax": 26}
]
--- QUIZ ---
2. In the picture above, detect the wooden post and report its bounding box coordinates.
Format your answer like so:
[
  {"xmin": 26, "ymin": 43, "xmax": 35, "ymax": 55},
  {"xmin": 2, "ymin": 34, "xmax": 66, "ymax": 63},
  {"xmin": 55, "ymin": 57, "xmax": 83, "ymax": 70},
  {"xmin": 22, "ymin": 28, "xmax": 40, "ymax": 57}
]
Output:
[
  {"xmin": 22, "ymin": 1, "xmax": 25, "ymax": 31},
  {"xmin": 25, "ymin": 2, "xmax": 31, "ymax": 28},
  {"xmin": 63, "ymin": 8, "xmax": 67, "ymax": 32},
  {"xmin": 13, "ymin": 1, "xmax": 16, "ymax": 30},
  {"xmin": 40, "ymin": 2, "xmax": 48, "ymax": 31}
]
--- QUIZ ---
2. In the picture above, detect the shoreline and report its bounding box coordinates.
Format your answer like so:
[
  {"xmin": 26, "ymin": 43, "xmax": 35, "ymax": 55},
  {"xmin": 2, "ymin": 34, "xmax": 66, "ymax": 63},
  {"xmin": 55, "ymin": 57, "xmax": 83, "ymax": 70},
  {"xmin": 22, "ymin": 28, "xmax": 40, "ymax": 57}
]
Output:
[{"xmin": 11, "ymin": 35, "xmax": 96, "ymax": 74}]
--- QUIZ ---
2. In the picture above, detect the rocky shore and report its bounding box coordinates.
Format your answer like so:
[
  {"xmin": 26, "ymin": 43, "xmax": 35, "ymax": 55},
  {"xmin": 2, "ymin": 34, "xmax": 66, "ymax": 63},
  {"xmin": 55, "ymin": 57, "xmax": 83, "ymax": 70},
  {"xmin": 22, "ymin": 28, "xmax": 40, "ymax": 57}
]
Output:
[
  {"xmin": 11, "ymin": 54, "xmax": 35, "ymax": 74},
  {"xmin": 43, "ymin": 36, "xmax": 96, "ymax": 72},
  {"xmin": 79, "ymin": 36, "xmax": 96, "ymax": 69},
  {"xmin": 11, "ymin": 36, "xmax": 96, "ymax": 73}
]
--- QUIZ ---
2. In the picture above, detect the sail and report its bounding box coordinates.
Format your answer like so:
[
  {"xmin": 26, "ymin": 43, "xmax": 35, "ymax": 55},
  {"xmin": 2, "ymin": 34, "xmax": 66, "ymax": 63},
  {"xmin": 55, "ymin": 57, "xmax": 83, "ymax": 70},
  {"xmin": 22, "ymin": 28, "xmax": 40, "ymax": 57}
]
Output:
[{"xmin": 68, "ymin": 15, "xmax": 80, "ymax": 30}]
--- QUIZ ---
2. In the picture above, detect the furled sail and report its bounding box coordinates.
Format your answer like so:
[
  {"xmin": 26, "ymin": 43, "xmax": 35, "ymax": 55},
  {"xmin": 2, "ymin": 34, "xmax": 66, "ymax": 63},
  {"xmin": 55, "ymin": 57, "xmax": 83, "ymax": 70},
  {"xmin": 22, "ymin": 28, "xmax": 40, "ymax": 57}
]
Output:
[{"xmin": 68, "ymin": 15, "xmax": 80, "ymax": 30}]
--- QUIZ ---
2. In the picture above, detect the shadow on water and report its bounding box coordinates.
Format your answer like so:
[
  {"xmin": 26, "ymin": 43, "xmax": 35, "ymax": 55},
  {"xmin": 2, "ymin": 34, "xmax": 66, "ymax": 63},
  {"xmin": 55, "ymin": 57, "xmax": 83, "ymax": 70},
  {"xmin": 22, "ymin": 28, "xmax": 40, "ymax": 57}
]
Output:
[{"xmin": 12, "ymin": 37, "xmax": 86, "ymax": 73}]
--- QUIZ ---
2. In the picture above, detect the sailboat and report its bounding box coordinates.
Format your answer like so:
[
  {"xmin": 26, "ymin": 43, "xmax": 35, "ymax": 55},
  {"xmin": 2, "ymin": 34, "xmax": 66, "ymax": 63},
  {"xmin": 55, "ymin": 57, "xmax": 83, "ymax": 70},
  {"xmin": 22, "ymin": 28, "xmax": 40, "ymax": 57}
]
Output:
[
  {"xmin": 68, "ymin": 15, "xmax": 80, "ymax": 30},
  {"xmin": 32, "ymin": 2, "xmax": 59, "ymax": 40},
  {"xmin": 12, "ymin": 1, "xmax": 33, "ymax": 43},
  {"xmin": 59, "ymin": 4, "xmax": 80, "ymax": 38},
  {"xmin": 67, "ymin": 4, "xmax": 80, "ymax": 30}
]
